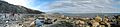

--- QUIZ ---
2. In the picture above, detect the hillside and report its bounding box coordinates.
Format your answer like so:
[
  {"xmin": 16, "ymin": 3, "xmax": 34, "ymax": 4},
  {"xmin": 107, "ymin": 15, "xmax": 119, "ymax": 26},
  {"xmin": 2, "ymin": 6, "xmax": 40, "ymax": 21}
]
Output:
[{"xmin": 0, "ymin": 0, "xmax": 44, "ymax": 14}]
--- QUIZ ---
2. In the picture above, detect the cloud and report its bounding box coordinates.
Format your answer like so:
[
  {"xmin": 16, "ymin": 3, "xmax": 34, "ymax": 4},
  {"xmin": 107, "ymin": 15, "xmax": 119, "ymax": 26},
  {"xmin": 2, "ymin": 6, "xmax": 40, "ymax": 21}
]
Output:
[
  {"xmin": 3, "ymin": 0, "xmax": 34, "ymax": 8},
  {"xmin": 3, "ymin": 0, "xmax": 58, "ymax": 12},
  {"xmin": 46, "ymin": 0, "xmax": 120, "ymax": 13},
  {"xmin": 3, "ymin": 0, "xmax": 120, "ymax": 13},
  {"xmin": 4, "ymin": 0, "xmax": 26, "ymax": 6}
]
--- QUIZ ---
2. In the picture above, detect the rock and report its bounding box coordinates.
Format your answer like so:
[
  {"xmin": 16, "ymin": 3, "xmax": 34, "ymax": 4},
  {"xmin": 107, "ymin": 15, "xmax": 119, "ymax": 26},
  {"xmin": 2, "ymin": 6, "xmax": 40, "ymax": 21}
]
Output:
[
  {"xmin": 77, "ymin": 20, "xmax": 85, "ymax": 25},
  {"xmin": 30, "ymin": 21, "xmax": 35, "ymax": 27},
  {"xmin": 53, "ymin": 19, "xmax": 57, "ymax": 22},
  {"xmin": 95, "ymin": 15, "xmax": 102, "ymax": 22},
  {"xmin": 44, "ymin": 19, "xmax": 53, "ymax": 24},
  {"xmin": 90, "ymin": 20, "xmax": 100, "ymax": 27},
  {"xmin": 49, "ymin": 21, "xmax": 74, "ymax": 27},
  {"xmin": 66, "ymin": 17, "xmax": 70, "ymax": 20},
  {"xmin": 99, "ymin": 25, "xmax": 105, "ymax": 27}
]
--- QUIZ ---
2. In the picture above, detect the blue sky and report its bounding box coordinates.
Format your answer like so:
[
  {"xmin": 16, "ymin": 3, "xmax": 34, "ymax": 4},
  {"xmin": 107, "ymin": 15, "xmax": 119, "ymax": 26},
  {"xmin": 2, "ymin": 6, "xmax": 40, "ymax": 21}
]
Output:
[
  {"xmin": 3, "ymin": 0, "xmax": 120, "ymax": 13},
  {"xmin": 112, "ymin": 0, "xmax": 120, "ymax": 8},
  {"xmin": 28, "ymin": 0, "xmax": 58, "ymax": 12},
  {"xmin": 30, "ymin": 0, "xmax": 56, "ymax": 7}
]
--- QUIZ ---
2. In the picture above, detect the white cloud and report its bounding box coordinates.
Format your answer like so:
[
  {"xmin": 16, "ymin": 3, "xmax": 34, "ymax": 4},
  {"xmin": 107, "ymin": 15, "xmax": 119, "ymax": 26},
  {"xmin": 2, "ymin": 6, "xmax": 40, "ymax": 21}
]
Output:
[
  {"xmin": 3, "ymin": 0, "xmax": 33, "ymax": 8},
  {"xmin": 4, "ymin": 0, "xmax": 26, "ymax": 6},
  {"xmin": 46, "ymin": 0, "xmax": 120, "ymax": 13},
  {"xmin": 3, "ymin": 0, "xmax": 53, "ymax": 12},
  {"xmin": 3, "ymin": 0, "xmax": 120, "ymax": 13}
]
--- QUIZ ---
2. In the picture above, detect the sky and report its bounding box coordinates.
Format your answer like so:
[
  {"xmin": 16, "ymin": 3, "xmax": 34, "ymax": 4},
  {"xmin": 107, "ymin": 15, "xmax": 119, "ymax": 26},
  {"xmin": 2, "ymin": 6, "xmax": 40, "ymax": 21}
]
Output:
[{"xmin": 3, "ymin": 0, "xmax": 120, "ymax": 13}]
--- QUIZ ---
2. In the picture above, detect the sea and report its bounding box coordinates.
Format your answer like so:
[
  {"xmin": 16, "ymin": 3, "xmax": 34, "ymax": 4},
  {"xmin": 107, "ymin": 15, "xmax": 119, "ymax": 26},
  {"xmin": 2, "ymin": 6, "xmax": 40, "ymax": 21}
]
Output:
[{"xmin": 63, "ymin": 13, "xmax": 120, "ymax": 18}]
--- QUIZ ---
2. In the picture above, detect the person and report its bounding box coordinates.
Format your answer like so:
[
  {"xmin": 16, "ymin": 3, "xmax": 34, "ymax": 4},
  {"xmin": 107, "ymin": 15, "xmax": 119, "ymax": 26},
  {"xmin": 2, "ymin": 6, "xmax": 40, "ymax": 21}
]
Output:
[{"xmin": 35, "ymin": 17, "xmax": 45, "ymax": 27}]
